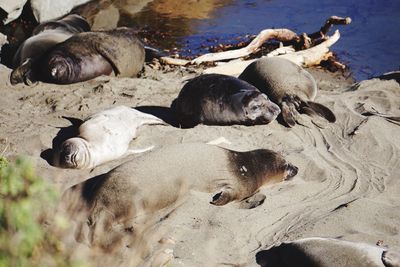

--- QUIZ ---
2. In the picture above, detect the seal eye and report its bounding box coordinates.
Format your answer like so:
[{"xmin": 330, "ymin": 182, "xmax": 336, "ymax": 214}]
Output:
[{"xmin": 251, "ymin": 105, "xmax": 259, "ymax": 111}]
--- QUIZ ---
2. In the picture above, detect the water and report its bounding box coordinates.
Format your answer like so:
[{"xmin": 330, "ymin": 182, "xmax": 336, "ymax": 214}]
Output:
[{"xmin": 115, "ymin": 0, "xmax": 399, "ymax": 81}]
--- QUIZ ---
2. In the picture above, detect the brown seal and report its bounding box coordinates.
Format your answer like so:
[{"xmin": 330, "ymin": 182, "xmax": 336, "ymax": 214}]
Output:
[
  {"xmin": 239, "ymin": 57, "xmax": 336, "ymax": 127},
  {"xmin": 171, "ymin": 74, "xmax": 281, "ymax": 128},
  {"xmin": 61, "ymin": 143, "xmax": 298, "ymax": 249},
  {"xmin": 34, "ymin": 27, "xmax": 145, "ymax": 84},
  {"xmin": 10, "ymin": 14, "xmax": 90, "ymax": 85}
]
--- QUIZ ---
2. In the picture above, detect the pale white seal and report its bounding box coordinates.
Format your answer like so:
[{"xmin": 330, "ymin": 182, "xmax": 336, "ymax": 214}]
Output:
[{"xmin": 55, "ymin": 105, "xmax": 166, "ymax": 169}]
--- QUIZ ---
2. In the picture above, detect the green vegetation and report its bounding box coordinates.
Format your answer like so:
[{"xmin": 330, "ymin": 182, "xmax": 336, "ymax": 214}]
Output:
[{"xmin": 0, "ymin": 156, "xmax": 85, "ymax": 267}]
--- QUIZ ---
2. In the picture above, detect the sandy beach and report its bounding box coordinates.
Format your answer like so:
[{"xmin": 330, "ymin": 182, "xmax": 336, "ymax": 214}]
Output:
[{"xmin": 0, "ymin": 57, "xmax": 399, "ymax": 266}]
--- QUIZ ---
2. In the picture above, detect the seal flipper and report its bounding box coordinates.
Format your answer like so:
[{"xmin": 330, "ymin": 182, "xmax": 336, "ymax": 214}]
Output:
[
  {"xmin": 305, "ymin": 101, "xmax": 336, "ymax": 123},
  {"xmin": 94, "ymin": 42, "xmax": 121, "ymax": 76},
  {"xmin": 281, "ymin": 101, "xmax": 296, "ymax": 127},
  {"xmin": 62, "ymin": 116, "xmax": 84, "ymax": 128},
  {"xmin": 210, "ymin": 187, "xmax": 235, "ymax": 206},
  {"xmin": 238, "ymin": 193, "xmax": 266, "ymax": 209},
  {"xmin": 382, "ymin": 249, "xmax": 400, "ymax": 267},
  {"xmin": 10, "ymin": 58, "xmax": 36, "ymax": 85}
]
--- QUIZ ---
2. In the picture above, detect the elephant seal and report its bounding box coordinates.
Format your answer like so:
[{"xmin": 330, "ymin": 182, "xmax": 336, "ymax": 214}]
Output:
[
  {"xmin": 171, "ymin": 74, "xmax": 281, "ymax": 128},
  {"xmin": 256, "ymin": 237, "xmax": 400, "ymax": 267},
  {"xmin": 55, "ymin": 105, "xmax": 166, "ymax": 169},
  {"xmin": 10, "ymin": 14, "xmax": 90, "ymax": 85},
  {"xmin": 31, "ymin": 27, "xmax": 144, "ymax": 84},
  {"xmin": 239, "ymin": 57, "xmax": 336, "ymax": 127},
  {"xmin": 61, "ymin": 142, "xmax": 298, "ymax": 249}
]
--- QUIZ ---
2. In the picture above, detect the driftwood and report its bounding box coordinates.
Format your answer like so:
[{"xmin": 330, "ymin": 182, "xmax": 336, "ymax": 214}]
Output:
[
  {"xmin": 191, "ymin": 16, "xmax": 350, "ymax": 64},
  {"xmin": 191, "ymin": 29, "xmax": 298, "ymax": 64},
  {"xmin": 203, "ymin": 30, "xmax": 340, "ymax": 76},
  {"xmin": 157, "ymin": 16, "xmax": 351, "ymax": 72}
]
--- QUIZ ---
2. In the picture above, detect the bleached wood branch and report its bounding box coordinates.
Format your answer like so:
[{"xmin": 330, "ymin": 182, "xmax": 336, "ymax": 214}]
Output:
[
  {"xmin": 203, "ymin": 30, "xmax": 341, "ymax": 77},
  {"xmin": 278, "ymin": 29, "xmax": 340, "ymax": 66},
  {"xmin": 191, "ymin": 29, "xmax": 298, "ymax": 64},
  {"xmin": 159, "ymin": 56, "xmax": 189, "ymax": 66}
]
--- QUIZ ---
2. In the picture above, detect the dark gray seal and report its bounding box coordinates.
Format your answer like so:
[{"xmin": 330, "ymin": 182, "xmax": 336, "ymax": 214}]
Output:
[
  {"xmin": 171, "ymin": 74, "xmax": 281, "ymax": 128},
  {"xmin": 239, "ymin": 57, "xmax": 336, "ymax": 127},
  {"xmin": 10, "ymin": 14, "xmax": 90, "ymax": 85},
  {"xmin": 33, "ymin": 27, "xmax": 145, "ymax": 84},
  {"xmin": 256, "ymin": 237, "xmax": 400, "ymax": 267}
]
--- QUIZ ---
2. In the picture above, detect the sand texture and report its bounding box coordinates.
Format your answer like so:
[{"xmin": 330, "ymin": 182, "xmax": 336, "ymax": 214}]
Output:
[{"xmin": 0, "ymin": 63, "xmax": 399, "ymax": 266}]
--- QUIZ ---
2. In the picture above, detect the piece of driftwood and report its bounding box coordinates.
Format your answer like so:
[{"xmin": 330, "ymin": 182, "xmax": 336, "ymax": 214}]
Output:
[
  {"xmin": 191, "ymin": 28, "xmax": 298, "ymax": 64},
  {"xmin": 155, "ymin": 15, "xmax": 351, "ymax": 73},
  {"xmin": 203, "ymin": 30, "xmax": 340, "ymax": 76},
  {"xmin": 190, "ymin": 16, "xmax": 350, "ymax": 64},
  {"xmin": 159, "ymin": 56, "xmax": 189, "ymax": 66}
]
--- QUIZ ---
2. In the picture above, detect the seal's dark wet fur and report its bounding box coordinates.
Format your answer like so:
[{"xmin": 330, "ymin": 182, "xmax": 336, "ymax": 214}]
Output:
[
  {"xmin": 171, "ymin": 74, "xmax": 281, "ymax": 128},
  {"xmin": 36, "ymin": 27, "xmax": 145, "ymax": 84}
]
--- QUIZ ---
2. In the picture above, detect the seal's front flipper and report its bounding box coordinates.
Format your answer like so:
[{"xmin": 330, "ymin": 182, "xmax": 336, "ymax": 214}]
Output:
[
  {"xmin": 10, "ymin": 58, "xmax": 36, "ymax": 85},
  {"xmin": 238, "ymin": 193, "xmax": 266, "ymax": 209},
  {"xmin": 94, "ymin": 42, "xmax": 120, "ymax": 76},
  {"xmin": 281, "ymin": 101, "xmax": 296, "ymax": 127},
  {"xmin": 210, "ymin": 187, "xmax": 234, "ymax": 206},
  {"xmin": 62, "ymin": 116, "xmax": 84, "ymax": 127}
]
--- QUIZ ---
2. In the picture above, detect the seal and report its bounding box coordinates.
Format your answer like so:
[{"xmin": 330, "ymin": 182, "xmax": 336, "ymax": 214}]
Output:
[
  {"xmin": 256, "ymin": 237, "xmax": 400, "ymax": 267},
  {"xmin": 55, "ymin": 105, "xmax": 166, "ymax": 169},
  {"xmin": 36, "ymin": 27, "xmax": 145, "ymax": 84},
  {"xmin": 171, "ymin": 74, "xmax": 281, "ymax": 128},
  {"xmin": 239, "ymin": 57, "xmax": 336, "ymax": 127},
  {"xmin": 10, "ymin": 14, "xmax": 91, "ymax": 85},
  {"xmin": 61, "ymin": 142, "xmax": 298, "ymax": 248}
]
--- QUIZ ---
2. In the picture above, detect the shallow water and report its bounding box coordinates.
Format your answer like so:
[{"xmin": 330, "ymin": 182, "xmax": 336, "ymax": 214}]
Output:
[{"xmin": 111, "ymin": 0, "xmax": 399, "ymax": 81}]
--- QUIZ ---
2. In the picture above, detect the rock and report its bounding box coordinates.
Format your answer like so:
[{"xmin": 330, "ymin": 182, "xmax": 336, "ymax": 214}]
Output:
[
  {"xmin": 0, "ymin": 33, "xmax": 8, "ymax": 62},
  {"xmin": 91, "ymin": 4, "xmax": 119, "ymax": 30},
  {"xmin": 30, "ymin": 0, "xmax": 92, "ymax": 22},
  {"xmin": 0, "ymin": 0, "xmax": 28, "ymax": 24}
]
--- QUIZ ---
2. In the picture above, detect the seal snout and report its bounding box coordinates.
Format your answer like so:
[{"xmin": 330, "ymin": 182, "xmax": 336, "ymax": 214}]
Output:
[
  {"xmin": 47, "ymin": 57, "xmax": 72, "ymax": 84},
  {"xmin": 59, "ymin": 142, "xmax": 78, "ymax": 168},
  {"xmin": 242, "ymin": 92, "xmax": 281, "ymax": 124},
  {"xmin": 284, "ymin": 163, "xmax": 298, "ymax": 180},
  {"xmin": 267, "ymin": 100, "xmax": 281, "ymax": 117}
]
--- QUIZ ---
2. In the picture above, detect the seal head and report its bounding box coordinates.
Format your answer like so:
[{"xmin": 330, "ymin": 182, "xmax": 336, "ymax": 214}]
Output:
[
  {"xmin": 58, "ymin": 138, "xmax": 90, "ymax": 169},
  {"xmin": 234, "ymin": 90, "xmax": 281, "ymax": 124}
]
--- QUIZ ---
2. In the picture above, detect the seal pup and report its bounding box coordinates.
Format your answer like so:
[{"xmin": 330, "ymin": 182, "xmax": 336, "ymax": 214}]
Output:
[
  {"xmin": 55, "ymin": 105, "xmax": 166, "ymax": 169},
  {"xmin": 239, "ymin": 57, "xmax": 336, "ymax": 127},
  {"xmin": 33, "ymin": 27, "xmax": 145, "ymax": 84},
  {"xmin": 256, "ymin": 237, "xmax": 400, "ymax": 267},
  {"xmin": 61, "ymin": 142, "xmax": 298, "ymax": 249},
  {"xmin": 10, "ymin": 14, "xmax": 90, "ymax": 85},
  {"xmin": 171, "ymin": 74, "xmax": 281, "ymax": 128}
]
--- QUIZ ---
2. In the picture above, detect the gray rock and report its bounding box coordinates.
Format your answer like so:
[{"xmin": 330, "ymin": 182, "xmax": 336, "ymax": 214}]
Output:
[
  {"xmin": 30, "ymin": 0, "xmax": 92, "ymax": 22},
  {"xmin": 0, "ymin": 0, "xmax": 28, "ymax": 24}
]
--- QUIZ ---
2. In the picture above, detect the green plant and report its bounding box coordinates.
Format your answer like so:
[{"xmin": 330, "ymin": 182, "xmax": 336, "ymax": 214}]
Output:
[{"xmin": 0, "ymin": 157, "xmax": 85, "ymax": 267}]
